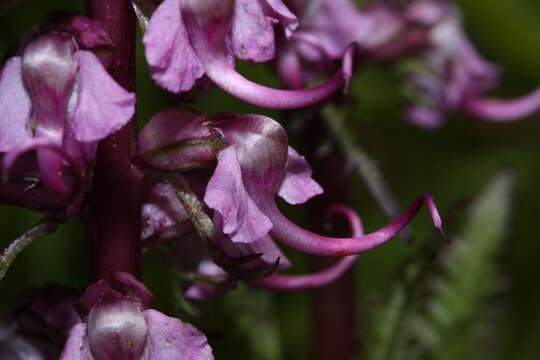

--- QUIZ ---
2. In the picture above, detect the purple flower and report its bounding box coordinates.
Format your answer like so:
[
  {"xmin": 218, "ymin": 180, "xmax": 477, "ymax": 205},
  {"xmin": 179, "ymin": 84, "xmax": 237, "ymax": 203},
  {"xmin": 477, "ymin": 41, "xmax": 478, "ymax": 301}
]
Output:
[
  {"xmin": 60, "ymin": 272, "xmax": 213, "ymax": 360},
  {"xmin": 138, "ymin": 108, "xmax": 442, "ymax": 263},
  {"xmin": 277, "ymin": 0, "xmax": 429, "ymax": 88},
  {"xmin": 0, "ymin": 24, "xmax": 135, "ymax": 211},
  {"xmin": 205, "ymin": 113, "xmax": 443, "ymax": 256},
  {"xmin": 401, "ymin": 1, "xmax": 540, "ymax": 127},
  {"xmin": 143, "ymin": 0, "xmax": 353, "ymax": 109}
]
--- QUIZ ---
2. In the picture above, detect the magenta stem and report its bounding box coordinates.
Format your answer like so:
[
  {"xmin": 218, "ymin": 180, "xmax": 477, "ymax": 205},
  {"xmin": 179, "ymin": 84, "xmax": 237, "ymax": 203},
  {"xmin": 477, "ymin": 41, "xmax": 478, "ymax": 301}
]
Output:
[{"xmin": 85, "ymin": 0, "xmax": 142, "ymax": 280}]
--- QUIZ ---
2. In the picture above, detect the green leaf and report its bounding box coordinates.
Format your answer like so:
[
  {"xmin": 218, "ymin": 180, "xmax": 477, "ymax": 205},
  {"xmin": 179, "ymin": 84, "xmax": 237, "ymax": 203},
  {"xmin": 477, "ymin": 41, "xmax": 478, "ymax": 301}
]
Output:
[
  {"xmin": 413, "ymin": 171, "xmax": 513, "ymax": 360},
  {"xmin": 368, "ymin": 171, "xmax": 513, "ymax": 360},
  {"xmin": 221, "ymin": 286, "xmax": 283, "ymax": 360}
]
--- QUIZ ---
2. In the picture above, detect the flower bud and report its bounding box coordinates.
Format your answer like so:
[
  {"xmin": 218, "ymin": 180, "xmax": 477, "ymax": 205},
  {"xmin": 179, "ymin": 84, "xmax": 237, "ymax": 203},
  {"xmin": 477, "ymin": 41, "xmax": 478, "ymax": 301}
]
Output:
[
  {"xmin": 138, "ymin": 108, "xmax": 225, "ymax": 171},
  {"xmin": 87, "ymin": 298, "xmax": 148, "ymax": 360}
]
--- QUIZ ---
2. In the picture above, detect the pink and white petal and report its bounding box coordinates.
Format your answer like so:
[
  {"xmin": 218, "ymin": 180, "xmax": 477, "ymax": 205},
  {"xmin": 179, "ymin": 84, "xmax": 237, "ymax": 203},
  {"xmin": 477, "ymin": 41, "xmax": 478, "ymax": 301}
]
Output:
[
  {"xmin": 72, "ymin": 51, "xmax": 135, "ymax": 142},
  {"xmin": 143, "ymin": 0, "xmax": 205, "ymax": 93},
  {"xmin": 277, "ymin": 146, "xmax": 323, "ymax": 205},
  {"xmin": 204, "ymin": 147, "xmax": 273, "ymax": 243},
  {"xmin": 143, "ymin": 309, "xmax": 214, "ymax": 360},
  {"xmin": 0, "ymin": 57, "xmax": 32, "ymax": 152}
]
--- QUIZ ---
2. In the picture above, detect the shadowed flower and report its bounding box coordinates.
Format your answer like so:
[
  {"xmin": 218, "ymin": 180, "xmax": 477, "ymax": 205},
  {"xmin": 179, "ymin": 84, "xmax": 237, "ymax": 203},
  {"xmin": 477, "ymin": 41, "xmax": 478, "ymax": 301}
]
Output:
[
  {"xmin": 60, "ymin": 272, "xmax": 213, "ymax": 360},
  {"xmin": 0, "ymin": 285, "xmax": 81, "ymax": 360},
  {"xmin": 400, "ymin": 1, "xmax": 540, "ymax": 127},
  {"xmin": 0, "ymin": 20, "xmax": 135, "ymax": 212},
  {"xmin": 143, "ymin": 0, "xmax": 353, "ymax": 109},
  {"xmin": 277, "ymin": 0, "xmax": 430, "ymax": 89}
]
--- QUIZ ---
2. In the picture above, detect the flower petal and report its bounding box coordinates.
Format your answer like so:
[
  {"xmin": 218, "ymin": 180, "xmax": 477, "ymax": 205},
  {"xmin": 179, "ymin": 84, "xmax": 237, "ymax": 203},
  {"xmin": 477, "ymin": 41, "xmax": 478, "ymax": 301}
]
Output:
[
  {"xmin": 261, "ymin": 193, "xmax": 443, "ymax": 256},
  {"xmin": 184, "ymin": 258, "xmax": 229, "ymax": 301},
  {"xmin": 72, "ymin": 51, "xmax": 135, "ymax": 142},
  {"xmin": 215, "ymin": 114, "xmax": 290, "ymax": 200},
  {"xmin": 204, "ymin": 45, "xmax": 355, "ymax": 109},
  {"xmin": 462, "ymin": 87, "xmax": 540, "ymax": 122},
  {"xmin": 219, "ymin": 115, "xmax": 444, "ymax": 256},
  {"xmin": 21, "ymin": 33, "xmax": 78, "ymax": 144},
  {"xmin": 0, "ymin": 57, "xmax": 32, "ymax": 152},
  {"xmin": 250, "ymin": 205, "xmax": 361, "ymax": 291},
  {"xmin": 220, "ymin": 233, "xmax": 291, "ymax": 270},
  {"xmin": 278, "ymin": 146, "xmax": 323, "ymax": 205},
  {"xmin": 231, "ymin": 0, "xmax": 276, "ymax": 62},
  {"xmin": 143, "ymin": 0, "xmax": 205, "ymax": 93},
  {"xmin": 403, "ymin": 105, "xmax": 445, "ymax": 129},
  {"xmin": 60, "ymin": 323, "xmax": 94, "ymax": 360},
  {"xmin": 3, "ymin": 140, "xmax": 83, "ymax": 201},
  {"xmin": 262, "ymin": 0, "xmax": 298, "ymax": 37},
  {"xmin": 143, "ymin": 309, "xmax": 214, "ymax": 360},
  {"xmin": 142, "ymin": 182, "xmax": 192, "ymax": 246},
  {"xmin": 204, "ymin": 146, "xmax": 272, "ymax": 243}
]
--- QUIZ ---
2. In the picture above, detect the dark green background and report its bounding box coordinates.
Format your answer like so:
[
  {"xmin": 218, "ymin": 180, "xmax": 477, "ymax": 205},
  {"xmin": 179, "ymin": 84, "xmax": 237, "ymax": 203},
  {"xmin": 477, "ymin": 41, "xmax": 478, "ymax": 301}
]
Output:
[{"xmin": 1, "ymin": 0, "xmax": 539, "ymax": 359}]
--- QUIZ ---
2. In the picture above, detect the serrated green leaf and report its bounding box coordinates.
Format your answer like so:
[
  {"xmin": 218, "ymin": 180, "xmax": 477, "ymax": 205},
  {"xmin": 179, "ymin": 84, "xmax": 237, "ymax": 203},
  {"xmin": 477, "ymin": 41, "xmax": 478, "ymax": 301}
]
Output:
[{"xmin": 413, "ymin": 171, "xmax": 514, "ymax": 360}]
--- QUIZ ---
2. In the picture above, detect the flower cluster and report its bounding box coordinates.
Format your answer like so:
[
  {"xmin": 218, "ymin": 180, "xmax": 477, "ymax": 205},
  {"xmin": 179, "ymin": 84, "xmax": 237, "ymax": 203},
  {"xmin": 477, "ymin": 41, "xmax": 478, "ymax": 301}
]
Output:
[
  {"xmin": 277, "ymin": 0, "xmax": 540, "ymax": 126},
  {"xmin": 0, "ymin": 15, "xmax": 134, "ymax": 213}
]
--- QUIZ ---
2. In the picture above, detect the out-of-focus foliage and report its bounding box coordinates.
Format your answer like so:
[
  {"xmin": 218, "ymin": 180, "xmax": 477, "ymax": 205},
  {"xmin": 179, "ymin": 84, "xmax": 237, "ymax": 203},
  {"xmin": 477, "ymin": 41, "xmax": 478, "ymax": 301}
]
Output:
[{"xmin": 368, "ymin": 171, "xmax": 514, "ymax": 360}]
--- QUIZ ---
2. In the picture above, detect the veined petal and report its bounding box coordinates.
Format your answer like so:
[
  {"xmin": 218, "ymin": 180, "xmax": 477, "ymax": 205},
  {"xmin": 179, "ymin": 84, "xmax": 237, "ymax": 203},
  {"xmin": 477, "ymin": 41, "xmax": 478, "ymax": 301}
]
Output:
[
  {"xmin": 143, "ymin": 0, "xmax": 205, "ymax": 93},
  {"xmin": 462, "ymin": 87, "xmax": 540, "ymax": 122},
  {"xmin": 59, "ymin": 323, "xmax": 94, "ymax": 360},
  {"xmin": 72, "ymin": 51, "xmax": 135, "ymax": 142},
  {"xmin": 143, "ymin": 309, "xmax": 214, "ymax": 360},
  {"xmin": 231, "ymin": 0, "xmax": 276, "ymax": 62},
  {"xmin": 21, "ymin": 33, "xmax": 78, "ymax": 144},
  {"xmin": 0, "ymin": 57, "xmax": 32, "ymax": 152},
  {"xmin": 204, "ymin": 146, "xmax": 272, "ymax": 243},
  {"xmin": 214, "ymin": 114, "xmax": 289, "ymax": 200},
  {"xmin": 204, "ymin": 45, "xmax": 354, "ymax": 109},
  {"xmin": 87, "ymin": 298, "xmax": 148, "ymax": 360},
  {"xmin": 278, "ymin": 146, "xmax": 323, "ymax": 205}
]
